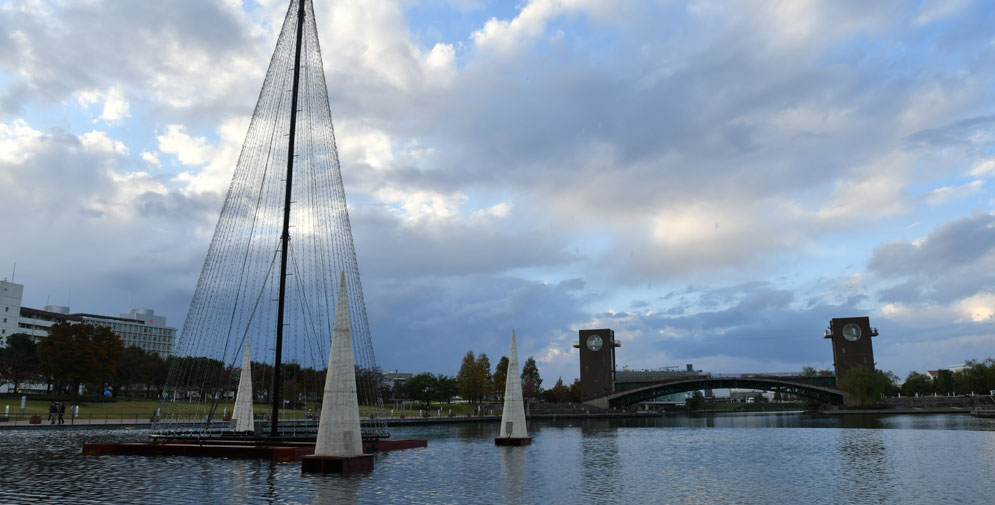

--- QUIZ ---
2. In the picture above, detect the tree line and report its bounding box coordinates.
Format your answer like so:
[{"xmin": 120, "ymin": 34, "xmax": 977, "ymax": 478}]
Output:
[
  {"xmin": 0, "ymin": 323, "xmax": 389, "ymax": 405},
  {"xmin": 396, "ymin": 349, "xmax": 589, "ymax": 407},
  {"xmin": 835, "ymin": 358, "xmax": 995, "ymax": 407}
]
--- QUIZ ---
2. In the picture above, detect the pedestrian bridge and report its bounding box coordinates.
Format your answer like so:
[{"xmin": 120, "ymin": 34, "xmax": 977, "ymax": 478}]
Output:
[{"xmin": 586, "ymin": 372, "xmax": 842, "ymax": 409}]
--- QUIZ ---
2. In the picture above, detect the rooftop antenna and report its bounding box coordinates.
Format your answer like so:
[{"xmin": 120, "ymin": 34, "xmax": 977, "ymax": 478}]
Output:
[{"xmin": 10, "ymin": 262, "xmax": 15, "ymax": 283}]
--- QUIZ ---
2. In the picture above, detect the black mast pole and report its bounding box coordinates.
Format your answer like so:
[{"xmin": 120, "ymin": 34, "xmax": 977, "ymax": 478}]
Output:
[{"xmin": 272, "ymin": 0, "xmax": 306, "ymax": 437}]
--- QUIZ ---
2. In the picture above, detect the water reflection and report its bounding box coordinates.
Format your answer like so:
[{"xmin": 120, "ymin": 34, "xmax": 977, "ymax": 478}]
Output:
[
  {"xmin": 308, "ymin": 471, "xmax": 362, "ymax": 504},
  {"xmin": 499, "ymin": 446, "xmax": 526, "ymax": 504},
  {"xmin": 835, "ymin": 429, "xmax": 893, "ymax": 504}
]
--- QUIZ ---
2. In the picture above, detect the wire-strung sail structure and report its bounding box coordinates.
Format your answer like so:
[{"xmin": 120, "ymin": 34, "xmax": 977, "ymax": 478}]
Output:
[{"xmin": 152, "ymin": 0, "xmax": 388, "ymax": 439}]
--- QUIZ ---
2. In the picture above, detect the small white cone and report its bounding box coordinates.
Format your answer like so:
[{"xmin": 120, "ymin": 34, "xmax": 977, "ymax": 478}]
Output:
[
  {"xmin": 314, "ymin": 272, "xmax": 364, "ymax": 457},
  {"xmin": 230, "ymin": 341, "xmax": 254, "ymax": 432},
  {"xmin": 499, "ymin": 330, "xmax": 529, "ymax": 439}
]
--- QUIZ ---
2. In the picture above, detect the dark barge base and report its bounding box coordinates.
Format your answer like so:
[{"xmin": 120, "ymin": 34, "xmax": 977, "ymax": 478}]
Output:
[
  {"xmin": 494, "ymin": 437, "xmax": 532, "ymax": 446},
  {"xmin": 82, "ymin": 438, "xmax": 427, "ymax": 462}
]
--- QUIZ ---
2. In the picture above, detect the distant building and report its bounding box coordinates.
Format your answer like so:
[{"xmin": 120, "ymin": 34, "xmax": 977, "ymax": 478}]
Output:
[
  {"xmin": 383, "ymin": 371, "xmax": 412, "ymax": 391},
  {"xmin": 927, "ymin": 364, "xmax": 971, "ymax": 379},
  {"xmin": 0, "ymin": 279, "xmax": 175, "ymax": 357},
  {"xmin": 76, "ymin": 308, "xmax": 175, "ymax": 358},
  {"xmin": 17, "ymin": 305, "xmax": 82, "ymax": 339},
  {"xmin": 0, "ymin": 280, "xmax": 26, "ymax": 345}
]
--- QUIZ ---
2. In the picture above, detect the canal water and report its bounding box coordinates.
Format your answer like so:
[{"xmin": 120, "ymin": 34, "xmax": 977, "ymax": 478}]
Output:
[{"xmin": 1, "ymin": 413, "xmax": 993, "ymax": 504}]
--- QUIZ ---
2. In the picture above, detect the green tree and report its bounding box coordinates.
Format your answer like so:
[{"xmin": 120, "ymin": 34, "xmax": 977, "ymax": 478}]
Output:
[
  {"xmin": 686, "ymin": 390, "xmax": 705, "ymax": 410},
  {"xmin": 435, "ymin": 374, "xmax": 458, "ymax": 403},
  {"xmin": 0, "ymin": 333, "xmax": 40, "ymax": 392},
  {"xmin": 800, "ymin": 366, "xmax": 817, "ymax": 377},
  {"xmin": 475, "ymin": 353, "xmax": 492, "ymax": 403},
  {"xmin": 457, "ymin": 350, "xmax": 477, "ymax": 403},
  {"xmin": 37, "ymin": 323, "xmax": 124, "ymax": 399},
  {"xmin": 901, "ymin": 371, "xmax": 934, "ymax": 396},
  {"xmin": 935, "ymin": 369, "xmax": 956, "ymax": 395},
  {"xmin": 956, "ymin": 359, "xmax": 995, "ymax": 394},
  {"xmin": 520, "ymin": 356, "xmax": 542, "ymax": 400},
  {"xmin": 493, "ymin": 356, "xmax": 509, "ymax": 398},
  {"xmin": 837, "ymin": 366, "xmax": 893, "ymax": 407},
  {"xmin": 403, "ymin": 372, "xmax": 438, "ymax": 408}
]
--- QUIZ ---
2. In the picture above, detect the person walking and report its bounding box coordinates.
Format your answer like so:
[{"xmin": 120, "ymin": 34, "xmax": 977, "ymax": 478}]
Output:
[
  {"xmin": 48, "ymin": 402, "xmax": 57, "ymax": 424},
  {"xmin": 57, "ymin": 402, "xmax": 65, "ymax": 425}
]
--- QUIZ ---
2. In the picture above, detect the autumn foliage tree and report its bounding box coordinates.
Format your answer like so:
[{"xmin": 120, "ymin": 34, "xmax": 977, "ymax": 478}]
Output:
[
  {"xmin": 37, "ymin": 323, "xmax": 124, "ymax": 399},
  {"xmin": 0, "ymin": 333, "xmax": 41, "ymax": 392},
  {"xmin": 520, "ymin": 356, "xmax": 542, "ymax": 401}
]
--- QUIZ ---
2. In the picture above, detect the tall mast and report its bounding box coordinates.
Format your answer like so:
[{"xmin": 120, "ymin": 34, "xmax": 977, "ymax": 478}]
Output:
[{"xmin": 272, "ymin": 0, "xmax": 306, "ymax": 437}]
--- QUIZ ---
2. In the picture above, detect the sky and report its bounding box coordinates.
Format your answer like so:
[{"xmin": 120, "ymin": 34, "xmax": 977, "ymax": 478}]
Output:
[{"xmin": 1, "ymin": 0, "xmax": 994, "ymax": 384}]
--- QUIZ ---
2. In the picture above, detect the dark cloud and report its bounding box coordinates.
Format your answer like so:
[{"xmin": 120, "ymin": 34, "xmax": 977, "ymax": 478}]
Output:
[
  {"xmin": 366, "ymin": 276, "xmax": 588, "ymax": 374},
  {"xmin": 869, "ymin": 211, "xmax": 995, "ymax": 304}
]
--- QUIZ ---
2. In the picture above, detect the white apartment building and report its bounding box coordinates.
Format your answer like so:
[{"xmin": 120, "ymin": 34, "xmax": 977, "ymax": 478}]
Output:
[
  {"xmin": 0, "ymin": 280, "xmax": 175, "ymax": 357},
  {"xmin": 0, "ymin": 280, "xmax": 22, "ymax": 346},
  {"xmin": 77, "ymin": 308, "xmax": 175, "ymax": 357}
]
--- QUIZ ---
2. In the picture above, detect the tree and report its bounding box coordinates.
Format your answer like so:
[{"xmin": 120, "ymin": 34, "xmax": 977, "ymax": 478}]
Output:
[
  {"xmin": 686, "ymin": 391, "xmax": 705, "ymax": 410},
  {"xmin": 37, "ymin": 323, "xmax": 124, "ymax": 399},
  {"xmin": 457, "ymin": 350, "xmax": 477, "ymax": 403},
  {"xmin": 435, "ymin": 374, "xmax": 458, "ymax": 403},
  {"xmin": 568, "ymin": 378, "xmax": 582, "ymax": 403},
  {"xmin": 543, "ymin": 377, "xmax": 570, "ymax": 403},
  {"xmin": 901, "ymin": 371, "xmax": 934, "ymax": 396},
  {"xmin": 520, "ymin": 356, "xmax": 542, "ymax": 401},
  {"xmin": 935, "ymin": 369, "xmax": 956, "ymax": 395},
  {"xmin": 474, "ymin": 353, "xmax": 492, "ymax": 403},
  {"xmin": 403, "ymin": 372, "xmax": 438, "ymax": 408},
  {"xmin": 837, "ymin": 366, "xmax": 893, "ymax": 407},
  {"xmin": 0, "ymin": 333, "xmax": 40, "ymax": 392},
  {"xmin": 493, "ymin": 356, "xmax": 509, "ymax": 398},
  {"xmin": 112, "ymin": 346, "xmax": 159, "ymax": 398},
  {"xmin": 800, "ymin": 366, "xmax": 817, "ymax": 377}
]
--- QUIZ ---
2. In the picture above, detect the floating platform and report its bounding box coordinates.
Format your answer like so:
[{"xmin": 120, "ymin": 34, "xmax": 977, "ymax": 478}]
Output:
[
  {"xmin": 301, "ymin": 454, "xmax": 374, "ymax": 473},
  {"xmin": 495, "ymin": 437, "xmax": 532, "ymax": 446},
  {"xmin": 82, "ymin": 438, "xmax": 426, "ymax": 461}
]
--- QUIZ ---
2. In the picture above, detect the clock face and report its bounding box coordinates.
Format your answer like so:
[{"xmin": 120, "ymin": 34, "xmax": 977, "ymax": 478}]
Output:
[
  {"xmin": 842, "ymin": 323, "xmax": 862, "ymax": 342},
  {"xmin": 586, "ymin": 334, "xmax": 603, "ymax": 351}
]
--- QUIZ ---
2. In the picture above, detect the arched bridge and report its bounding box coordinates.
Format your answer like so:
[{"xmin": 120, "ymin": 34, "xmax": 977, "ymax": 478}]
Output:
[{"xmin": 587, "ymin": 373, "xmax": 842, "ymax": 409}]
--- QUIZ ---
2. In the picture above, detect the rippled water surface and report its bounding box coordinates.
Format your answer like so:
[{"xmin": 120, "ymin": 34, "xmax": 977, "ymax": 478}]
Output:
[{"xmin": 1, "ymin": 413, "xmax": 994, "ymax": 504}]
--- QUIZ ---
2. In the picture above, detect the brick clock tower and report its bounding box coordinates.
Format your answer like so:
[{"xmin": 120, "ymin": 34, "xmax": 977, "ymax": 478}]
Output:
[
  {"xmin": 574, "ymin": 328, "xmax": 620, "ymax": 401},
  {"xmin": 824, "ymin": 316, "xmax": 877, "ymax": 390}
]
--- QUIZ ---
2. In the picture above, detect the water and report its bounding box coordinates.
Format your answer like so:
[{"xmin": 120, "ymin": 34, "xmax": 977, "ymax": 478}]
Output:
[{"xmin": 1, "ymin": 413, "xmax": 994, "ymax": 504}]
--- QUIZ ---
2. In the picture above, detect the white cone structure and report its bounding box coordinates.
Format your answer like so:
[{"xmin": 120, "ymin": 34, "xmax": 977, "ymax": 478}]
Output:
[
  {"xmin": 314, "ymin": 272, "xmax": 364, "ymax": 457},
  {"xmin": 499, "ymin": 330, "xmax": 529, "ymax": 439},
  {"xmin": 230, "ymin": 341, "xmax": 254, "ymax": 432}
]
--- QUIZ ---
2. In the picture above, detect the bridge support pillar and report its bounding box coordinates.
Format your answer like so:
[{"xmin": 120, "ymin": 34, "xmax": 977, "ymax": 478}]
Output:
[{"xmin": 584, "ymin": 398, "xmax": 609, "ymax": 410}]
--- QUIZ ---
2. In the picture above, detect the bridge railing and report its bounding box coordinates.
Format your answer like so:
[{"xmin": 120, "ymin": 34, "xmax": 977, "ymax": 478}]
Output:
[{"xmin": 616, "ymin": 371, "xmax": 835, "ymax": 383}]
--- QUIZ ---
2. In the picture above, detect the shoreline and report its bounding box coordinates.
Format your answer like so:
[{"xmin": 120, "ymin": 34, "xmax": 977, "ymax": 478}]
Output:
[{"xmin": 2, "ymin": 407, "xmax": 983, "ymax": 431}]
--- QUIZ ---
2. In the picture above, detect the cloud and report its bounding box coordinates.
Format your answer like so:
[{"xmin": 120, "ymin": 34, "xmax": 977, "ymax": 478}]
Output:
[
  {"xmin": 0, "ymin": 119, "xmax": 44, "ymax": 164},
  {"xmin": 971, "ymin": 159, "xmax": 995, "ymax": 177},
  {"xmin": 140, "ymin": 151, "xmax": 161, "ymax": 167},
  {"xmin": 869, "ymin": 211, "xmax": 995, "ymax": 305},
  {"xmin": 923, "ymin": 179, "xmax": 984, "ymax": 205},
  {"xmin": 79, "ymin": 130, "xmax": 128, "ymax": 155},
  {"xmin": 156, "ymin": 125, "xmax": 214, "ymax": 166},
  {"xmin": 99, "ymin": 85, "xmax": 131, "ymax": 124}
]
